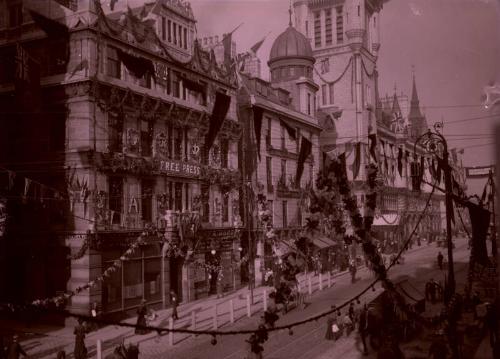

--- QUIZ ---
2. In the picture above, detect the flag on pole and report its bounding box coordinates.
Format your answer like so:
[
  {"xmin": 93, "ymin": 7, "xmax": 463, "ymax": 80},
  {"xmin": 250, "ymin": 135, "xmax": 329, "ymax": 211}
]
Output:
[
  {"xmin": 250, "ymin": 37, "xmax": 266, "ymax": 54},
  {"xmin": 368, "ymin": 134, "xmax": 377, "ymax": 162},
  {"xmin": 353, "ymin": 142, "xmax": 361, "ymax": 180},
  {"xmin": 205, "ymin": 92, "xmax": 231, "ymax": 152},
  {"xmin": 295, "ymin": 137, "xmax": 312, "ymax": 185}
]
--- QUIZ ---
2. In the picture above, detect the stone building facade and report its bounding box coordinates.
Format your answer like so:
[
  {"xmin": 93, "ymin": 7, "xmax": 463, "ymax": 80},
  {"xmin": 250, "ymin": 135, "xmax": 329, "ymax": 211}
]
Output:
[
  {"xmin": 238, "ymin": 23, "xmax": 322, "ymax": 285},
  {"xmin": 0, "ymin": 0, "xmax": 243, "ymax": 315},
  {"xmin": 292, "ymin": 0, "xmax": 443, "ymax": 251}
]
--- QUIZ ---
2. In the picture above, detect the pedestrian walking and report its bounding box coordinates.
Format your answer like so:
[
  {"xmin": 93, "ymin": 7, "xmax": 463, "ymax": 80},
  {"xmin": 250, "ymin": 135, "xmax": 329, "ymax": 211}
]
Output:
[
  {"xmin": 349, "ymin": 261, "xmax": 357, "ymax": 283},
  {"xmin": 73, "ymin": 319, "xmax": 88, "ymax": 359},
  {"xmin": 348, "ymin": 302, "xmax": 355, "ymax": 322},
  {"xmin": 6, "ymin": 335, "xmax": 26, "ymax": 359},
  {"xmin": 485, "ymin": 302, "xmax": 498, "ymax": 348},
  {"xmin": 437, "ymin": 252, "xmax": 444, "ymax": 270},
  {"xmin": 170, "ymin": 290, "xmax": 179, "ymax": 320},
  {"xmin": 343, "ymin": 313, "xmax": 353, "ymax": 336},
  {"xmin": 472, "ymin": 291, "xmax": 481, "ymax": 320},
  {"xmin": 358, "ymin": 304, "xmax": 369, "ymax": 355},
  {"xmin": 135, "ymin": 299, "xmax": 150, "ymax": 335},
  {"xmin": 428, "ymin": 279, "xmax": 437, "ymax": 303},
  {"xmin": 325, "ymin": 315, "xmax": 336, "ymax": 340}
]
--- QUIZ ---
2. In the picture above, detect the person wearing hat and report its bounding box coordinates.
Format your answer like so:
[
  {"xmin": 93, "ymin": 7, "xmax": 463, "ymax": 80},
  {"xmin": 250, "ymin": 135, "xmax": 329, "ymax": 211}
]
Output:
[
  {"xmin": 6, "ymin": 335, "xmax": 26, "ymax": 359},
  {"xmin": 135, "ymin": 299, "xmax": 150, "ymax": 335},
  {"xmin": 170, "ymin": 290, "xmax": 179, "ymax": 321},
  {"xmin": 73, "ymin": 318, "xmax": 88, "ymax": 359}
]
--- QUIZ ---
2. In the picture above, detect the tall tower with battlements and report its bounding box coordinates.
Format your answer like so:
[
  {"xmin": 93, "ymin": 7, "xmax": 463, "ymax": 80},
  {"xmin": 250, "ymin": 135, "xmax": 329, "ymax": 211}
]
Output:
[{"xmin": 293, "ymin": 0, "xmax": 386, "ymax": 180}]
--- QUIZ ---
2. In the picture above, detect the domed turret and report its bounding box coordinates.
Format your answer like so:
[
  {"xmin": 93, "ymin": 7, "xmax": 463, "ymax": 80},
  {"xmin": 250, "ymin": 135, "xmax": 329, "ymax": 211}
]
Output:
[{"xmin": 268, "ymin": 23, "xmax": 315, "ymax": 83}]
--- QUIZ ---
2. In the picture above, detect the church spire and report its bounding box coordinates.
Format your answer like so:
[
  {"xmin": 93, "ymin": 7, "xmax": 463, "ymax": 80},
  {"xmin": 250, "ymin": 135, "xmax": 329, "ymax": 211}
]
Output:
[
  {"xmin": 289, "ymin": 1, "xmax": 293, "ymax": 27},
  {"xmin": 409, "ymin": 66, "xmax": 422, "ymax": 118}
]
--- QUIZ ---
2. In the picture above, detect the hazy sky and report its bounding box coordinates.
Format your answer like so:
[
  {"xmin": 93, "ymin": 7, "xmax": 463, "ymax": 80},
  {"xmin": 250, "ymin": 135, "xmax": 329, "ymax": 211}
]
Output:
[{"xmin": 119, "ymin": 0, "xmax": 500, "ymax": 194}]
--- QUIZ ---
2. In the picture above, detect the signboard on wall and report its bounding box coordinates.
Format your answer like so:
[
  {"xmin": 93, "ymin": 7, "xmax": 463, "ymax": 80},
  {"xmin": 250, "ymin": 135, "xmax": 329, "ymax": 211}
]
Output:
[
  {"xmin": 466, "ymin": 166, "xmax": 495, "ymax": 178},
  {"xmin": 155, "ymin": 159, "xmax": 201, "ymax": 178}
]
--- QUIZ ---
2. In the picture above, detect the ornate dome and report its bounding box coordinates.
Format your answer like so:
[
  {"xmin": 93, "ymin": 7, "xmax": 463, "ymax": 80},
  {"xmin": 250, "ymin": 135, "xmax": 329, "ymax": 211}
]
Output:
[{"xmin": 269, "ymin": 26, "xmax": 314, "ymax": 64}]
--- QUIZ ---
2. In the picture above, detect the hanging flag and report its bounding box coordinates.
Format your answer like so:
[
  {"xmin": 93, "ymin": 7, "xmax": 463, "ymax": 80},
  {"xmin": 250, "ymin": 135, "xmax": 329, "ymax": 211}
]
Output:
[
  {"xmin": 253, "ymin": 106, "xmax": 264, "ymax": 160},
  {"xmin": 296, "ymin": 137, "xmax": 312, "ymax": 185},
  {"xmin": 280, "ymin": 119, "xmax": 297, "ymax": 140},
  {"xmin": 250, "ymin": 37, "xmax": 266, "ymax": 54},
  {"xmin": 222, "ymin": 32, "xmax": 232, "ymax": 69},
  {"xmin": 466, "ymin": 202, "xmax": 491, "ymax": 266},
  {"xmin": 28, "ymin": 10, "xmax": 69, "ymax": 38},
  {"xmin": 368, "ymin": 134, "xmax": 377, "ymax": 162},
  {"xmin": 436, "ymin": 159, "xmax": 442, "ymax": 184},
  {"xmin": 205, "ymin": 92, "xmax": 231, "ymax": 152},
  {"xmin": 338, "ymin": 152, "xmax": 347, "ymax": 178},
  {"xmin": 353, "ymin": 142, "xmax": 361, "ymax": 180},
  {"xmin": 238, "ymin": 105, "xmax": 257, "ymax": 177},
  {"xmin": 117, "ymin": 49, "xmax": 155, "ymax": 79},
  {"xmin": 397, "ymin": 148, "xmax": 403, "ymax": 177}
]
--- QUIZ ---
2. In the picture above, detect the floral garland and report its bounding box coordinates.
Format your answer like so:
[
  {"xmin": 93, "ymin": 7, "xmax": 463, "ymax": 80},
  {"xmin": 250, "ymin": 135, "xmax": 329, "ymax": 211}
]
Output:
[{"xmin": 200, "ymin": 166, "xmax": 241, "ymax": 192}]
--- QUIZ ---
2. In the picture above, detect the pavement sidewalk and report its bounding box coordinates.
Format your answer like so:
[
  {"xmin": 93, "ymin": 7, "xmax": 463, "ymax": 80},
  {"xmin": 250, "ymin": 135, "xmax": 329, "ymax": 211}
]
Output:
[{"xmin": 10, "ymin": 240, "xmax": 436, "ymax": 358}]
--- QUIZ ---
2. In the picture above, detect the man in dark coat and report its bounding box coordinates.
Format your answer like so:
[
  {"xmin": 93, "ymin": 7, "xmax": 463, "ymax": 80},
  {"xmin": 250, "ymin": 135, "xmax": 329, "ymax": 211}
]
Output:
[
  {"xmin": 437, "ymin": 252, "xmax": 444, "ymax": 270},
  {"xmin": 357, "ymin": 305, "xmax": 369, "ymax": 355},
  {"xmin": 73, "ymin": 319, "xmax": 88, "ymax": 359},
  {"xmin": 6, "ymin": 335, "xmax": 26, "ymax": 359}
]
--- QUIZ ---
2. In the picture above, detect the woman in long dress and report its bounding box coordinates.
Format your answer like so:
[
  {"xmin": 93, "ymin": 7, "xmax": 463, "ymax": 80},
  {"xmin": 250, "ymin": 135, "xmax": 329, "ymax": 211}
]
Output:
[
  {"xmin": 73, "ymin": 319, "xmax": 88, "ymax": 359},
  {"xmin": 325, "ymin": 315, "xmax": 335, "ymax": 340},
  {"xmin": 135, "ymin": 300, "xmax": 150, "ymax": 335}
]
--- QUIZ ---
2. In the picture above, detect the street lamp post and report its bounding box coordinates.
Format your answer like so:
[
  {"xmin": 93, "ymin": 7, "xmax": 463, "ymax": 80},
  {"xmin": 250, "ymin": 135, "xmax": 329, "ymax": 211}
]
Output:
[{"xmin": 414, "ymin": 127, "xmax": 455, "ymax": 297}]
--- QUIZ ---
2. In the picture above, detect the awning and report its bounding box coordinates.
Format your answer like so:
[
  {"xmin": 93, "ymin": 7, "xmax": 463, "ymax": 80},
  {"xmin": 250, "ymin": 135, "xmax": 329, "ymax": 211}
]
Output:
[
  {"xmin": 311, "ymin": 236, "xmax": 336, "ymax": 249},
  {"xmin": 394, "ymin": 279, "xmax": 425, "ymax": 313},
  {"xmin": 372, "ymin": 214, "xmax": 400, "ymax": 226}
]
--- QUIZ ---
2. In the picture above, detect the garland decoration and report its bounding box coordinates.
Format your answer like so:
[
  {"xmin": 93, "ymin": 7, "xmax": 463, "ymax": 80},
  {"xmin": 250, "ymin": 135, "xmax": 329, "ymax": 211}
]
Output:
[{"xmin": 31, "ymin": 228, "xmax": 153, "ymax": 308}]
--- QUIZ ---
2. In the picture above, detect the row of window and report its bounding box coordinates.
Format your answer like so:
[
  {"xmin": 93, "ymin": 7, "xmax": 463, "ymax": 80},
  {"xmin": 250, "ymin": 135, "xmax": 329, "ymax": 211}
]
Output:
[
  {"xmin": 108, "ymin": 113, "xmax": 229, "ymax": 166},
  {"xmin": 106, "ymin": 46, "xmax": 207, "ymax": 105},
  {"xmin": 313, "ymin": 7, "xmax": 344, "ymax": 48},
  {"xmin": 160, "ymin": 16, "xmax": 189, "ymax": 50},
  {"xmin": 265, "ymin": 156, "xmax": 313, "ymax": 191},
  {"xmin": 107, "ymin": 178, "xmax": 229, "ymax": 224},
  {"xmin": 270, "ymin": 66, "xmax": 313, "ymax": 81},
  {"xmin": 265, "ymin": 199, "xmax": 301, "ymax": 228},
  {"xmin": 321, "ymin": 83, "xmax": 335, "ymax": 106}
]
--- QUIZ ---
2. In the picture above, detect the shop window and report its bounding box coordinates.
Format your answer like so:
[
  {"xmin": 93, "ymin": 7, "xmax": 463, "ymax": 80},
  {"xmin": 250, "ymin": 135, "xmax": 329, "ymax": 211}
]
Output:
[
  {"xmin": 108, "ymin": 113, "xmax": 123, "ymax": 152},
  {"xmin": 106, "ymin": 46, "xmax": 121, "ymax": 79},
  {"xmin": 141, "ymin": 179, "xmax": 154, "ymax": 223},
  {"xmin": 144, "ymin": 256, "xmax": 161, "ymax": 302},
  {"xmin": 102, "ymin": 251, "xmax": 122, "ymax": 311},
  {"xmin": 109, "ymin": 177, "xmax": 123, "ymax": 223},
  {"xmin": 222, "ymin": 195, "xmax": 229, "ymax": 222},
  {"xmin": 124, "ymin": 258, "xmax": 143, "ymax": 308},
  {"xmin": 174, "ymin": 182, "xmax": 183, "ymax": 211}
]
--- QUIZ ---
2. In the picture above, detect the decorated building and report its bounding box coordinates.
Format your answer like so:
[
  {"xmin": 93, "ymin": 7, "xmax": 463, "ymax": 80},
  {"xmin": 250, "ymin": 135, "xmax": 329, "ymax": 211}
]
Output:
[
  {"xmin": 0, "ymin": 0, "xmax": 243, "ymax": 315},
  {"xmin": 292, "ymin": 0, "xmax": 443, "ymax": 251},
  {"xmin": 238, "ymin": 18, "xmax": 322, "ymax": 286}
]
